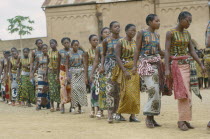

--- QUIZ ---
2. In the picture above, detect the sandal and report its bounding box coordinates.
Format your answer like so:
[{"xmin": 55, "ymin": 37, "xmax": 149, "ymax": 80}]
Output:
[
  {"xmin": 107, "ymin": 118, "xmax": 113, "ymax": 124},
  {"xmin": 96, "ymin": 111, "xmax": 102, "ymax": 119},
  {"xmin": 145, "ymin": 118, "xmax": 155, "ymax": 128},
  {"xmin": 56, "ymin": 108, "xmax": 60, "ymax": 111},
  {"xmin": 153, "ymin": 119, "xmax": 161, "ymax": 127},
  {"xmin": 50, "ymin": 108, "xmax": 55, "ymax": 112},
  {"xmin": 178, "ymin": 121, "xmax": 188, "ymax": 131},
  {"xmin": 36, "ymin": 105, "xmax": 41, "ymax": 111},
  {"xmin": 90, "ymin": 111, "xmax": 95, "ymax": 118},
  {"xmin": 60, "ymin": 106, "xmax": 65, "ymax": 114},
  {"xmin": 184, "ymin": 121, "xmax": 194, "ymax": 129},
  {"xmin": 27, "ymin": 103, "xmax": 33, "ymax": 107}
]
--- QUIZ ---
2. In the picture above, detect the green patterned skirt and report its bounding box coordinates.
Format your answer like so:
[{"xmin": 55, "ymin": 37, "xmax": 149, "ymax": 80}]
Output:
[
  {"xmin": 48, "ymin": 73, "xmax": 60, "ymax": 103},
  {"xmin": 19, "ymin": 75, "xmax": 35, "ymax": 103}
]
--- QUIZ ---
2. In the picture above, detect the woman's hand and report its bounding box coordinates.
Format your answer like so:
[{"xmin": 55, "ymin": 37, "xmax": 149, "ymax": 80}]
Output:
[
  {"xmin": 124, "ymin": 70, "xmax": 131, "ymax": 80},
  {"xmin": 99, "ymin": 66, "xmax": 105, "ymax": 74},
  {"xmin": 131, "ymin": 66, "xmax": 137, "ymax": 75},
  {"xmin": 201, "ymin": 65, "xmax": 206, "ymax": 76},
  {"xmin": 165, "ymin": 69, "xmax": 171, "ymax": 79}
]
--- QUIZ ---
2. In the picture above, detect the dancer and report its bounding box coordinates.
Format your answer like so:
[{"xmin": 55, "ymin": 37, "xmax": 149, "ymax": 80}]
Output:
[
  {"xmin": 66, "ymin": 40, "xmax": 88, "ymax": 114},
  {"xmin": 33, "ymin": 44, "xmax": 50, "ymax": 110},
  {"xmin": 101, "ymin": 21, "xmax": 125, "ymax": 123},
  {"xmin": 48, "ymin": 39, "xmax": 60, "ymax": 112},
  {"xmin": 133, "ymin": 14, "xmax": 163, "ymax": 127},
  {"xmin": 165, "ymin": 11, "xmax": 204, "ymax": 131},
  {"xmin": 8, "ymin": 50, "xmax": 20, "ymax": 106},
  {"xmin": 18, "ymin": 48, "xmax": 35, "ymax": 106},
  {"xmin": 90, "ymin": 27, "xmax": 110, "ymax": 118},
  {"xmin": 114, "ymin": 24, "xmax": 140, "ymax": 122},
  {"xmin": 88, "ymin": 34, "xmax": 99, "ymax": 118},
  {"xmin": 58, "ymin": 37, "xmax": 71, "ymax": 113}
]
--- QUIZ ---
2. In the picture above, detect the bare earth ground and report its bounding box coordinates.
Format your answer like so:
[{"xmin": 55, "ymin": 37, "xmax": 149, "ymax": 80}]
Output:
[{"xmin": 0, "ymin": 90, "xmax": 210, "ymax": 139}]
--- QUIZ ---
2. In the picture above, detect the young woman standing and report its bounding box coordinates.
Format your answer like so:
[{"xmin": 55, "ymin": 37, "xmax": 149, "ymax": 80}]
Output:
[
  {"xmin": 48, "ymin": 39, "xmax": 60, "ymax": 112},
  {"xmin": 165, "ymin": 11, "xmax": 205, "ymax": 131},
  {"xmin": 114, "ymin": 24, "xmax": 140, "ymax": 122},
  {"xmin": 133, "ymin": 14, "xmax": 163, "ymax": 128},
  {"xmin": 88, "ymin": 34, "xmax": 99, "ymax": 118},
  {"xmin": 58, "ymin": 37, "xmax": 71, "ymax": 113},
  {"xmin": 8, "ymin": 50, "xmax": 20, "ymax": 106},
  {"xmin": 101, "ymin": 21, "xmax": 124, "ymax": 123},
  {"xmin": 33, "ymin": 44, "xmax": 50, "ymax": 110},
  {"xmin": 66, "ymin": 40, "xmax": 88, "ymax": 114},
  {"xmin": 30, "ymin": 39, "xmax": 43, "ymax": 109},
  {"xmin": 17, "ymin": 48, "xmax": 35, "ymax": 106},
  {"xmin": 90, "ymin": 27, "xmax": 110, "ymax": 118}
]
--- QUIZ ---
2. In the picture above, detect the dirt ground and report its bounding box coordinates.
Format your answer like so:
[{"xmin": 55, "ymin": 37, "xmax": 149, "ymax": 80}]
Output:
[{"xmin": 0, "ymin": 90, "xmax": 210, "ymax": 139}]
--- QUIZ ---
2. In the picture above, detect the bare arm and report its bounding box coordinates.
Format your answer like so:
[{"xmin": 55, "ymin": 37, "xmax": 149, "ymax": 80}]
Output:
[
  {"xmin": 57, "ymin": 52, "xmax": 61, "ymax": 79},
  {"xmin": 101, "ymin": 39, "xmax": 108, "ymax": 70},
  {"xmin": 83, "ymin": 52, "xmax": 88, "ymax": 84},
  {"xmin": 115, "ymin": 41, "xmax": 126, "ymax": 72},
  {"xmin": 90, "ymin": 47, "xmax": 100, "ymax": 76},
  {"xmin": 165, "ymin": 31, "xmax": 172, "ymax": 76},
  {"xmin": 8, "ymin": 58, "xmax": 12, "ymax": 79},
  {"xmin": 17, "ymin": 61, "xmax": 22, "ymax": 80},
  {"xmin": 65, "ymin": 54, "xmax": 69, "ymax": 77},
  {"xmin": 189, "ymin": 40, "xmax": 203, "ymax": 66},
  {"xmin": 33, "ymin": 57, "xmax": 39, "ymax": 75},
  {"xmin": 133, "ymin": 31, "xmax": 143, "ymax": 68},
  {"xmin": 30, "ymin": 50, "xmax": 35, "ymax": 77},
  {"xmin": 0, "ymin": 60, "xmax": 4, "ymax": 77}
]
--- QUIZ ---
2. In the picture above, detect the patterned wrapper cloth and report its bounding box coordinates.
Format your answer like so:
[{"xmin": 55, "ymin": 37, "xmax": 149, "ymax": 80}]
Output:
[
  {"xmin": 112, "ymin": 61, "xmax": 140, "ymax": 114},
  {"xmin": 70, "ymin": 66, "xmax": 88, "ymax": 108},
  {"xmin": 138, "ymin": 55, "xmax": 161, "ymax": 116},
  {"xmin": 59, "ymin": 65, "xmax": 71, "ymax": 105}
]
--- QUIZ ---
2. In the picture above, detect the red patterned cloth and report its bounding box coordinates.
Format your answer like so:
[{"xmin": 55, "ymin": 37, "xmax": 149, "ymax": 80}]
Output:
[
  {"xmin": 138, "ymin": 55, "xmax": 161, "ymax": 76},
  {"xmin": 170, "ymin": 56, "xmax": 190, "ymax": 99}
]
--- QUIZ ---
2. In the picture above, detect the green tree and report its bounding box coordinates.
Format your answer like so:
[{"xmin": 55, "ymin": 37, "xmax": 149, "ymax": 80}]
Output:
[{"xmin": 7, "ymin": 16, "xmax": 34, "ymax": 56}]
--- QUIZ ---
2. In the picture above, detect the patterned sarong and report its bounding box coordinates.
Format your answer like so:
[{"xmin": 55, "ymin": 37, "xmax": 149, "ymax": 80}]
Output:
[{"xmin": 70, "ymin": 66, "xmax": 88, "ymax": 108}]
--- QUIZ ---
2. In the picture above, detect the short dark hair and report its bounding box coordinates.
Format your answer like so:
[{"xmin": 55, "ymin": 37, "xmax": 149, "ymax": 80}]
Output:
[
  {"xmin": 50, "ymin": 39, "xmax": 57, "ymax": 44},
  {"xmin": 35, "ymin": 39, "xmax": 43, "ymax": 45},
  {"xmin": 146, "ymin": 14, "xmax": 157, "ymax": 26},
  {"xmin": 61, "ymin": 37, "xmax": 71, "ymax": 43},
  {"xmin": 109, "ymin": 21, "xmax": 119, "ymax": 29},
  {"xmin": 71, "ymin": 40, "xmax": 80, "ymax": 46},
  {"xmin": 23, "ymin": 48, "xmax": 30, "ymax": 52},
  {"xmin": 178, "ymin": 11, "xmax": 192, "ymax": 22},
  {"xmin": 89, "ymin": 34, "xmax": 97, "ymax": 41},
  {"xmin": 125, "ymin": 24, "xmax": 136, "ymax": 31}
]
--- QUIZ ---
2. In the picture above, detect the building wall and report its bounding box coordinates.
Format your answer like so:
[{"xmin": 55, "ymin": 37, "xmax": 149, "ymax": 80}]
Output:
[
  {"xmin": 0, "ymin": 37, "xmax": 47, "ymax": 57},
  {"xmin": 156, "ymin": 0, "xmax": 209, "ymax": 48},
  {"xmin": 44, "ymin": 0, "xmax": 209, "ymax": 50},
  {"xmin": 44, "ymin": 0, "xmax": 154, "ymax": 50}
]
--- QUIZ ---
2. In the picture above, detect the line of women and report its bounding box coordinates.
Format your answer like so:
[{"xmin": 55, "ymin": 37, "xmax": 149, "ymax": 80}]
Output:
[{"xmin": 0, "ymin": 11, "xmax": 210, "ymax": 131}]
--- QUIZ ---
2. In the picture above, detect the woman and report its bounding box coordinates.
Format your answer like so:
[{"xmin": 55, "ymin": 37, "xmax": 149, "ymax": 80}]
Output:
[
  {"xmin": 2, "ymin": 51, "xmax": 11, "ymax": 104},
  {"xmin": 33, "ymin": 44, "xmax": 50, "ymax": 110},
  {"xmin": 8, "ymin": 50, "xmax": 20, "ymax": 106},
  {"xmin": 88, "ymin": 34, "xmax": 99, "ymax": 118},
  {"xmin": 18, "ymin": 48, "xmax": 35, "ymax": 107},
  {"xmin": 30, "ymin": 39, "xmax": 43, "ymax": 108},
  {"xmin": 58, "ymin": 37, "xmax": 71, "ymax": 113},
  {"xmin": 48, "ymin": 39, "xmax": 60, "ymax": 112},
  {"xmin": 133, "ymin": 14, "xmax": 163, "ymax": 128},
  {"xmin": 165, "ymin": 11, "xmax": 205, "ymax": 131},
  {"xmin": 101, "ymin": 21, "xmax": 125, "ymax": 123},
  {"xmin": 114, "ymin": 24, "xmax": 140, "ymax": 122},
  {"xmin": 90, "ymin": 27, "xmax": 110, "ymax": 118},
  {"xmin": 66, "ymin": 40, "xmax": 88, "ymax": 114}
]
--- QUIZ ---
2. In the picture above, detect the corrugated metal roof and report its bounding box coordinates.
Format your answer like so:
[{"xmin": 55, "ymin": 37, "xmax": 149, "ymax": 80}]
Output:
[{"xmin": 42, "ymin": 0, "xmax": 130, "ymax": 8}]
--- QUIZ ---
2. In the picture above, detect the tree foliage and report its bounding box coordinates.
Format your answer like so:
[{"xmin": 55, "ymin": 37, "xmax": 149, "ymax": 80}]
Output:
[{"xmin": 7, "ymin": 16, "xmax": 34, "ymax": 36}]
